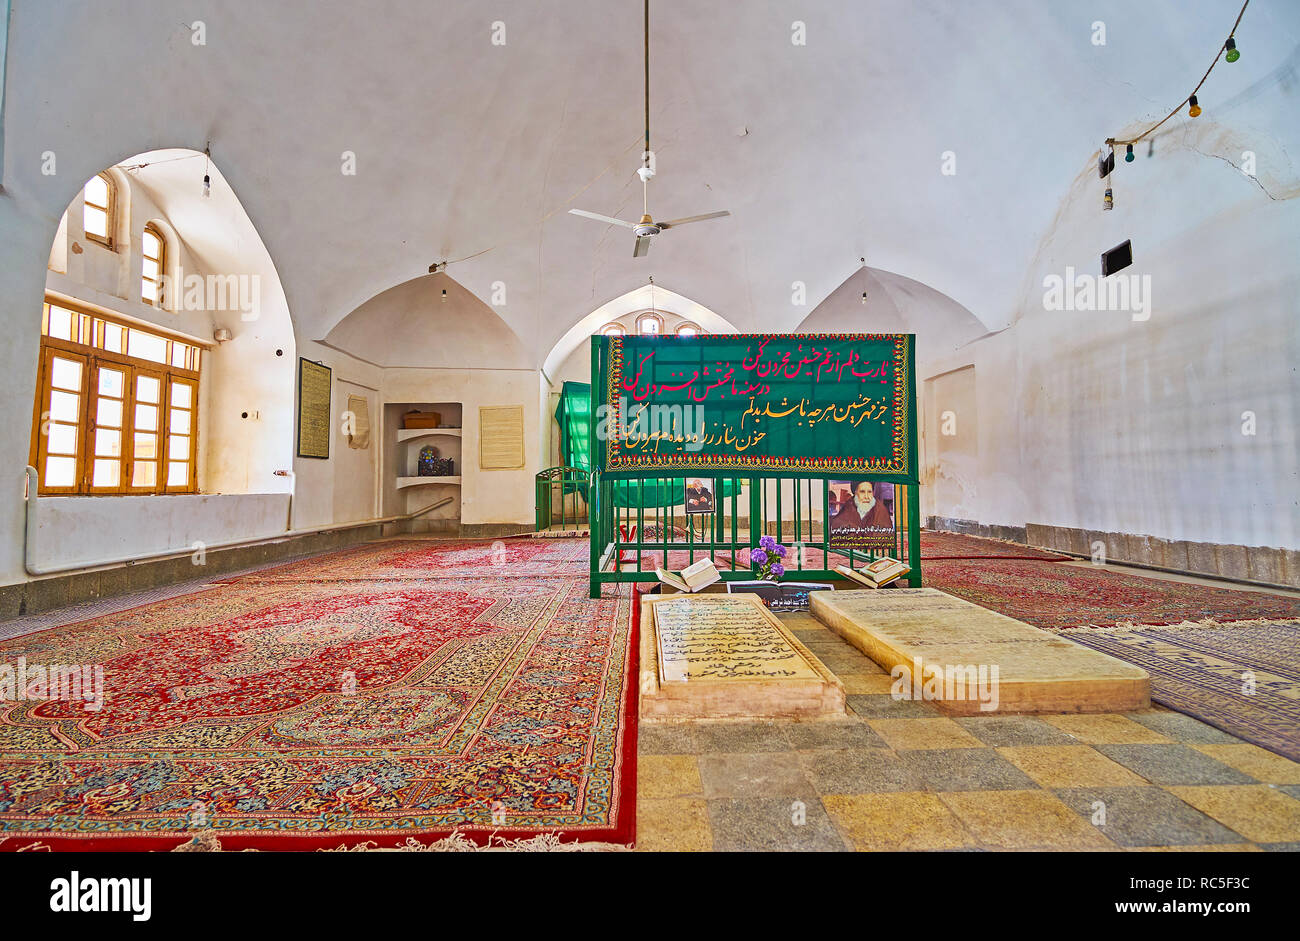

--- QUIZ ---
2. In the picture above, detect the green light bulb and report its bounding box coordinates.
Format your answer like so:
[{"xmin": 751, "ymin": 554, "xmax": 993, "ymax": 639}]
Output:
[{"xmin": 1225, "ymin": 38, "xmax": 1239, "ymax": 62}]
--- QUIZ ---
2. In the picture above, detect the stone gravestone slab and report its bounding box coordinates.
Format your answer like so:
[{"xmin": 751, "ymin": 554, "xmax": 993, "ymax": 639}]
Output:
[
  {"xmin": 810, "ymin": 588, "xmax": 1149, "ymax": 715},
  {"xmin": 640, "ymin": 594, "xmax": 846, "ymax": 721}
]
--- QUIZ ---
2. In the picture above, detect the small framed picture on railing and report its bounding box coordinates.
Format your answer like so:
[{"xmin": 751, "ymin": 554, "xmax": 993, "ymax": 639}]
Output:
[
  {"xmin": 828, "ymin": 479, "xmax": 895, "ymax": 552},
  {"xmin": 684, "ymin": 478, "xmax": 715, "ymax": 515}
]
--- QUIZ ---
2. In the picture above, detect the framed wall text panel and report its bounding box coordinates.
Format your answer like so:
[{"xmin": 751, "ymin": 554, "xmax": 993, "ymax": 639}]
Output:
[{"xmin": 297, "ymin": 357, "xmax": 332, "ymax": 459}]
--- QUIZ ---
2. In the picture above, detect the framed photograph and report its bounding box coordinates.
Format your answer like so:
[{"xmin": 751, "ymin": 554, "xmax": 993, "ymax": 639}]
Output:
[
  {"xmin": 684, "ymin": 477, "xmax": 716, "ymax": 515},
  {"xmin": 828, "ymin": 479, "xmax": 895, "ymax": 552}
]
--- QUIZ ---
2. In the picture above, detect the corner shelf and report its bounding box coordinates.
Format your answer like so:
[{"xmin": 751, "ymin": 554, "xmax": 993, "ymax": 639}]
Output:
[
  {"xmin": 396, "ymin": 475, "xmax": 461, "ymax": 490},
  {"xmin": 397, "ymin": 427, "xmax": 463, "ymax": 443}
]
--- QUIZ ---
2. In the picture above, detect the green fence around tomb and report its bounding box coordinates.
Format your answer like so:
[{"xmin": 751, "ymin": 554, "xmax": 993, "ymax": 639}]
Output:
[{"xmin": 586, "ymin": 333, "xmax": 921, "ymax": 597}]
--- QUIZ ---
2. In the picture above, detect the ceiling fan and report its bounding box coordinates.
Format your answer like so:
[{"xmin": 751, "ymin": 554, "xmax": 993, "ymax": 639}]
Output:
[{"xmin": 569, "ymin": 0, "xmax": 730, "ymax": 257}]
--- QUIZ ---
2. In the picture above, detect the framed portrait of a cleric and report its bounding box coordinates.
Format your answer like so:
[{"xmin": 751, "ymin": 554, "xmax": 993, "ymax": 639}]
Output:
[
  {"xmin": 828, "ymin": 479, "xmax": 895, "ymax": 552},
  {"xmin": 684, "ymin": 478, "xmax": 716, "ymax": 515}
]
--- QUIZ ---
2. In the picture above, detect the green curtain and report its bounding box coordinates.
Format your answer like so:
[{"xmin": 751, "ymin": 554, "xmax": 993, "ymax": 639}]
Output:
[{"xmin": 553, "ymin": 380, "xmax": 738, "ymax": 509}]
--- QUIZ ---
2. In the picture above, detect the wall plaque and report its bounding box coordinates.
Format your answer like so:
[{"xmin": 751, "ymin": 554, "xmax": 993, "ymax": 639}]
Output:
[
  {"xmin": 297, "ymin": 358, "xmax": 332, "ymax": 459},
  {"xmin": 479, "ymin": 405, "xmax": 525, "ymax": 469}
]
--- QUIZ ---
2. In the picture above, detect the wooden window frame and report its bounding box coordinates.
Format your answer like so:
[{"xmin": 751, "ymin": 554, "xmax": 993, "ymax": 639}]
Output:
[
  {"xmin": 30, "ymin": 346, "xmax": 90, "ymax": 496},
  {"xmin": 141, "ymin": 223, "xmax": 166, "ymax": 307},
  {"xmin": 83, "ymin": 173, "xmax": 116, "ymax": 250},
  {"xmin": 164, "ymin": 376, "xmax": 199, "ymax": 493},
  {"xmin": 30, "ymin": 299, "xmax": 201, "ymax": 496},
  {"xmin": 87, "ymin": 360, "xmax": 129, "ymax": 494}
]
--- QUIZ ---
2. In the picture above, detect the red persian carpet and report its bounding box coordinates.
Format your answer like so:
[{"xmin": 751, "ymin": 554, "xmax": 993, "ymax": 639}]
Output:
[
  {"xmin": 0, "ymin": 539, "xmax": 636, "ymax": 851},
  {"xmin": 219, "ymin": 537, "xmax": 590, "ymax": 583},
  {"xmin": 914, "ymin": 532, "xmax": 1069, "ymax": 561},
  {"xmin": 923, "ymin": 559, "xmax": 1300, "ymax": 630}
]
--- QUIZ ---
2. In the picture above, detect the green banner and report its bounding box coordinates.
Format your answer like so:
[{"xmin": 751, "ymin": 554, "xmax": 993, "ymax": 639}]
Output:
[{"xmin": 598, "ymin": 333, "xmax": 915, "ymax": 477}]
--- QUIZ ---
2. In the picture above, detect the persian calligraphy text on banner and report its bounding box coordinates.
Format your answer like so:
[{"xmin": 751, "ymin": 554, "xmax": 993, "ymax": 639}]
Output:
[{"xmin": 600, "ymin": 333, "xmax": 914, "ymax": 477}]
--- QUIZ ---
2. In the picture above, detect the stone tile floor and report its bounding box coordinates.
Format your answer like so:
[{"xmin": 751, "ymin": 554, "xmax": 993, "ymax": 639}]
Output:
[{"xmin": 635, "ymin": 613, "xmax": 1300, "ymax": 852}]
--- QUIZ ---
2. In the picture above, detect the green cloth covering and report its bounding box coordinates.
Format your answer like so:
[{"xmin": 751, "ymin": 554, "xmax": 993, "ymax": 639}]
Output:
[{"xmin": 553, "ymin": 380, "xmax": 738, "ymax": 508}]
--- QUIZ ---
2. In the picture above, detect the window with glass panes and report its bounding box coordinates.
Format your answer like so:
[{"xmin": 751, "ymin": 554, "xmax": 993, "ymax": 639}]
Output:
[
  {"xmin": 83, "ymin": 174, "xmax": 115, "ymax": 248},
  {"xmin": 141, "ymin": 224, "xmax": 166, "ymax": 307},
  {"xmin": 30, "ymin": 299, "xmax": 202, "ymax": 495}
]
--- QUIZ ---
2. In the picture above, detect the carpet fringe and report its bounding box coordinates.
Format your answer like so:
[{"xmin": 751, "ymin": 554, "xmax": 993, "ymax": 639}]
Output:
[
  {"xmin": 318, "ymin": 831, "xmax": 630, "ymax": 852},
  {"xmin": 161, "ymin": 829, "xmax": 630, "ymax": 852}
]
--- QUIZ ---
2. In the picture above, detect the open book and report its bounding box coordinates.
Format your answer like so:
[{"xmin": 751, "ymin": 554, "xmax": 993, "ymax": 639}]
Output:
[
  {"xmin": 835, "ymin": 557, "xmax": 910, "ymax": 589},
  {"xmin": 655, "ymin": 557, "xmax": 722, "ymax": 593}
]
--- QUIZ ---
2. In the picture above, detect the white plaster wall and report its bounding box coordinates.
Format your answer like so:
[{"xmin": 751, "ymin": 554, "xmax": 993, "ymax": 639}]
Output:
[
  {"xmin": 289, "ymin": 339, "xmax": 384, "ymax": 529},
  {"xmin": 922, "ymin": 131, "xmax": 1300, "ymax": 550},
  {"xmin": 382, "ymin": 368, "xmax": 541, "ymax": 527},
  {"xmin": 29, "ymin": 493, "xmax": 290, "ymax": 572},
  {"xmin": 923, "ymin": 365, "xmax": 980, "ymax": 521}
]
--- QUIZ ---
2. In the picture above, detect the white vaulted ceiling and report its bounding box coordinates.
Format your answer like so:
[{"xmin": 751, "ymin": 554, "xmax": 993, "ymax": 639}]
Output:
[{"xmin": 6, "ymin": 0, "xmax": 1297, "ymax": 367}]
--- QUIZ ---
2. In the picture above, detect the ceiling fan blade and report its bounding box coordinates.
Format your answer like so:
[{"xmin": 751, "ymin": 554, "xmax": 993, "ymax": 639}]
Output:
[
  {"xmin": 633, "ymin": 235, "xmax": 652, "ymax": 257},
  {"xmin": 569, "ymin": 208, "xmax": 637, "ymax": 229},
  {"xmin": 657, "ymin": 210, "xmax": 731, "ymax": 229}
]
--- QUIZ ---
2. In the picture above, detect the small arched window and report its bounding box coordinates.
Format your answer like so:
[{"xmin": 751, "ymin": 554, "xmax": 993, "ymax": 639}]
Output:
[
  {"xmin": 83, "ymin": 174, "xmax": 115, "ymax": 248},
  {"xmin": 601, "ymin": 323, "xmax": 625, "ymax": 337},
  {"xmin": 141, "ymin": 224, "xmax": 166, "ymax": 307},
  {"xmin": 675, "ymin": 322, "xmax": 701, "ymax": 337},
  {"xmin": 637, "ymin": 312, "xmax": 663, "ymax": 336}
]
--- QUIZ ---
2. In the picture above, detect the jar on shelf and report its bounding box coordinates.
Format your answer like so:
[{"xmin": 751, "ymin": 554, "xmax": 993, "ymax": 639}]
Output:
[{"xmin": 417, "ymin": 445, "xmax": 440, "ymax": 476}]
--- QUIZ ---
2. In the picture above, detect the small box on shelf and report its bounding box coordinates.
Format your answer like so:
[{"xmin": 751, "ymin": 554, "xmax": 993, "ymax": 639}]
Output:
[{"xmin": 403, "ymin": 410, "xmax": 441, "ymax": 429}]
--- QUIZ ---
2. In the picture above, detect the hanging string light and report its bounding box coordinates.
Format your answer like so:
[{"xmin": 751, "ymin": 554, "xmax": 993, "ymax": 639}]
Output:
[
  {"xmin": 1099, "ymin": 0, "xmax": 1249, "ymax": 210},
  {"xmin": 1107, "ymin": 0, "xmax": 1248, "ymax": 150}
]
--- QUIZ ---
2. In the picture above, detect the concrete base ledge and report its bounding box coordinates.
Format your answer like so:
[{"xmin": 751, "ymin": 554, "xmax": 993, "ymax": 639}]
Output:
[
  {"xmin": 926, "ymin": 516, "xmax": 1300, "ymax": 590},
  {"xmin": 1025, "ymin": 522, "xmax": 1300, "ymax": 590}
]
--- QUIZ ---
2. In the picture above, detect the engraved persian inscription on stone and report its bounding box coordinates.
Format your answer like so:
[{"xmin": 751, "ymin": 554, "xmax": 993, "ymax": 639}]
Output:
[{"xmin": 654, "ymin": 596, "xmax": 820, "ymax": 684}]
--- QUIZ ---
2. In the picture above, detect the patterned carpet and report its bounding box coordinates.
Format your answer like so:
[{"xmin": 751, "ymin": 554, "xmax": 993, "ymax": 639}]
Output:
[
  {"xmin": 1068, "ymin": 621, "xmax": 1300, "ymax": 762},
  {"xmin": 0, "ymin": 540, "xmax": 636, "ymax": 851},
  {"xmin": 915, "ymin": 532, "xmax": 1069, "ymax": 561},
  {"xmin": 924, "ymin": 559, "xmax": 1300, "ymax": 630},
  {"xmin": 218, "ymin": 537, "xmax": 589, "ymax": 582}
]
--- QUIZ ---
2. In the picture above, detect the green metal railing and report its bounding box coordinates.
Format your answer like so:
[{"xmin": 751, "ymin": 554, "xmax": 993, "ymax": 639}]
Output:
[
  {"xmin": 587, "ymin": 472, "xmax": 921, "ymax": 597},
  {"xmin": 535, "ymin": 466, "xmax": 589, "ymax": 533}
]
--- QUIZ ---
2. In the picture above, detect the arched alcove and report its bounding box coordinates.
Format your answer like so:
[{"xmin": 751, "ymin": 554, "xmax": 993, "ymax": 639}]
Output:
[
  {"xmin": 542, "ymin": 282, "xmax": 740, "ymax": 383},
  {"xmin": 793, "ymin": 266, "xmax": 987, "ymax": 371},
  {"xmin": 322, "ymin": 272, "xmax": 532, "ymax": 369},
  {"xmin": 24, "ymin": 147, "xmax": 299, "ymax": 572}
]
